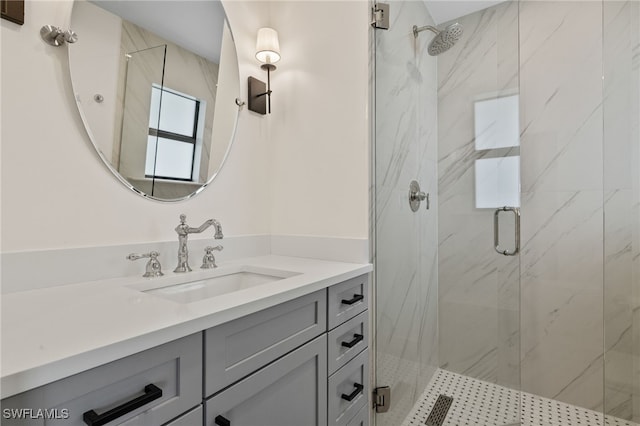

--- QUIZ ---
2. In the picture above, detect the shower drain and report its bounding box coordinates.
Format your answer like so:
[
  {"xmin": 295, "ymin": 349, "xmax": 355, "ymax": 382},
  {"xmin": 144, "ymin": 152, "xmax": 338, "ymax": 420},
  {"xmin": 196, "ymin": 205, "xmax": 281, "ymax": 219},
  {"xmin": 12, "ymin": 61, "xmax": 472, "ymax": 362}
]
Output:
[{"xmin": 424, "ymin": 394, "xmax": 454, "ymax": 426}]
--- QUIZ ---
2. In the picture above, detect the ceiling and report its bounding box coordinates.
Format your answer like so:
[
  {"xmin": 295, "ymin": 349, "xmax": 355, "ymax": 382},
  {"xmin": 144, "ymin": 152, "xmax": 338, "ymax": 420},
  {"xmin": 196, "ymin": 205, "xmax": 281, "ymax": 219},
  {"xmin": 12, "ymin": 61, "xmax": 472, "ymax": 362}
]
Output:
[
  {"xmin": 423, "ymin": 0, "xmax": 507, "ymax": 24},
  {"xmin": 89, "ymin": 0, "xmax": 507, "ymax": 62},
  {"xmin": 90, "ymin": 0, "xmax": 225, "ymax": 63}
]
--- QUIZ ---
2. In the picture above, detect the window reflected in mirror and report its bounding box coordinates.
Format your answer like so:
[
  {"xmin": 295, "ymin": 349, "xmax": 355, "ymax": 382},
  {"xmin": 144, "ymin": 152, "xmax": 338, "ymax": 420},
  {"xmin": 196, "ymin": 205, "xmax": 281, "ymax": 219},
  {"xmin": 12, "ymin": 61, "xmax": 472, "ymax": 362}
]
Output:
[{"xmin": 146, "ymin": 86, "xmax": 204, "ymax": 182}]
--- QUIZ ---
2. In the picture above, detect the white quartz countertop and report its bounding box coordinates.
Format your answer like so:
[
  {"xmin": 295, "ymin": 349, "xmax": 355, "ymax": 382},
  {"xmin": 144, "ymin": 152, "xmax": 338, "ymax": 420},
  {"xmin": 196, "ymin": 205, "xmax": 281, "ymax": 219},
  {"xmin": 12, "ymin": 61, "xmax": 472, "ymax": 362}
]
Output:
[{"xmin": 1, "ymin": 255, "xmax": 372, "ymax": 399}]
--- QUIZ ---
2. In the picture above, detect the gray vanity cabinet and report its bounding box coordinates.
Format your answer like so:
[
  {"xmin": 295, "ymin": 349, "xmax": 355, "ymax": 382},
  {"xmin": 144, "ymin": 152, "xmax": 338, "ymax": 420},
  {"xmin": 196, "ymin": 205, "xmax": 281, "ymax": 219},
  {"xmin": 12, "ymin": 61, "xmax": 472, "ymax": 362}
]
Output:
[
  {"xmin": 327, "ymin": 349, "xmax": 369, "ymax": 426},
  {"xmin": 148, "ymin": 405, "xmax": 202, "ymax": 426},
  {"xmin": 204, "ymin": 289, "xmax": 327, "ymax": 396},
  {"xmin": 326, "ymin": 274, "xmax": 370, "ymax": 426},
  {"xmin": 346, "ymin": 406, "xmax": 368, "ymax": 426},
  {"xmin": 203, "ymin": 275, "xmax": 369, "ymax": 426},
  {"xmin": 327, "ymin": 274, "xmax": 368, "ymax": 330},
  {"xmin": 205, "ymin": 334, "xmax": 328, "ymax": 426},
  {"xmin": 327, "ymin": 311, "xmax": 368, "ymax": 375},
  {"xmin": 0, "ymin": 333, "xmax": 202, "ymax": 426},
  {"xmin": 1, "ymin": 274, "xmax": 371, "ymax": 426}
]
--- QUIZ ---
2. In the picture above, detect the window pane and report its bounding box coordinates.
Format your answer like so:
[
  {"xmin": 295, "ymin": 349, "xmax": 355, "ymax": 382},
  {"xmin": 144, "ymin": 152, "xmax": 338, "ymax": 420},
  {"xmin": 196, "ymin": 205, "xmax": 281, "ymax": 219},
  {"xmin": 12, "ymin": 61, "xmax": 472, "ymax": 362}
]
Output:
[
  {"xmin": 145, "ymin": 136, "xmax": 158, "ymax": 176},
  {"xmin": 474, "ymin": 95, "xmax": 520, "ymax": 150},
  {"xmin": 475, "ymin": 156, "xmax": 520, "ymax": 208},
  {"xmin": 150, "ymin": 87, "xmax": 197, "ymax": 136},
  {"xmin": 145, "ymin": 136, "xmax": 194, "ymax": 180},
  {"xmin": 148, "ymin": 87, "xmax": 161, "ymax": 129}
]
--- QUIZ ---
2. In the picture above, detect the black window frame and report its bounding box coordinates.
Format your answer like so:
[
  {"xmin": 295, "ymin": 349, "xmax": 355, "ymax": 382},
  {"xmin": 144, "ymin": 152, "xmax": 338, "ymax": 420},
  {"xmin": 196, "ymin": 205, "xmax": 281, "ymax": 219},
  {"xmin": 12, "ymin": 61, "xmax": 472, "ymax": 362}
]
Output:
[{"xmin": 146, "ymin": 86, "xmax": 201, "ymax": 182}]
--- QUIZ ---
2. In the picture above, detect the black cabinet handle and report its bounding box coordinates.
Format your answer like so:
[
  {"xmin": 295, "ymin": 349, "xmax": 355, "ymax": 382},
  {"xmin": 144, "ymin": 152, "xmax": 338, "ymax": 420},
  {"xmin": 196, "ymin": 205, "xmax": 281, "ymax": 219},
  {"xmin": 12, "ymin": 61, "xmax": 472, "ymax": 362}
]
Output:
[
  {"xmin": 341, "ymin": 294, "xmax": 364, "ymax": 305},
  {"xmin": 341, "ymin": 383, "xmax": 364, "ymax": 402},
  {"xmin": 215, "ymin": 415, "xmax": 231, "ymax": 426},
  {"xmin": 83, "ymin": 384, "xmax": 162, "ymax": 426},
  {"xmin": 341, "ymin": 333, "xmax": 364, "ymax": 348}
]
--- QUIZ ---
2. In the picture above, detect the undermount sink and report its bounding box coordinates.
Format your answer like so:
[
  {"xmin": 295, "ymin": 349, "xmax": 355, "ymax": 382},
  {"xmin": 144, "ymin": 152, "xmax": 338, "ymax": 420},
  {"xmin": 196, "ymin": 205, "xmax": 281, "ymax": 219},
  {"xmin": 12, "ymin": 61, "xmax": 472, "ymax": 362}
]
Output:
[{"xmin": 131, "ymin": 266, "xmax": 301, "ymax": 304}]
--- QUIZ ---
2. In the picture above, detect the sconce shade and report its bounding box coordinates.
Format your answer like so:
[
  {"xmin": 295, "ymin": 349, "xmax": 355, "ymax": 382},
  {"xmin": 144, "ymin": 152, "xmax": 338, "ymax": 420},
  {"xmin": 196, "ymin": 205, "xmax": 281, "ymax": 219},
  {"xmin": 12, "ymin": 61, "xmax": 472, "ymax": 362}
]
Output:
[{"xmin": 255, "ymin": 27, "xmax": 281, "ymax": 64}]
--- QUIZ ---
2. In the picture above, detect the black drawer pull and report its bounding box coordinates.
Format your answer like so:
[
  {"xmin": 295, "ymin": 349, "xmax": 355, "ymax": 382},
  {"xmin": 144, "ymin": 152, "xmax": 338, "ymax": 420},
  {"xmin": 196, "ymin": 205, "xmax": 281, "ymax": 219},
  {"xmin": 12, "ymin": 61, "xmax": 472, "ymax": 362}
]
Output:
[
  {"xmin": 215, "ymin": 415, "xmax": 231, "ymax": 426},
  {"xmin": 83, "ymin": 383, "xmax": 162, "ymax": 426},
  {"xmin": 341, "ymin": 383, "xmax": 364, "ymax": 402},
  {"xmin": 341, "ymin": 333, "xmax": 364, "ymax": 348},
  {"xmin": 341, "ymin": 294, "xmax": 364, "ymax": 305}
]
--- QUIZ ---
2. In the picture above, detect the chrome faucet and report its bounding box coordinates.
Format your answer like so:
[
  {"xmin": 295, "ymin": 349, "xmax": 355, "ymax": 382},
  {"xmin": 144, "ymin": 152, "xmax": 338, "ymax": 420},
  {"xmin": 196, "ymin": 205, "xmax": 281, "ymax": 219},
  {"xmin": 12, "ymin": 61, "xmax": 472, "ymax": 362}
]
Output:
[{"xmin": 174, "ymin": 214, "xmax": 223, "ymax": 272}]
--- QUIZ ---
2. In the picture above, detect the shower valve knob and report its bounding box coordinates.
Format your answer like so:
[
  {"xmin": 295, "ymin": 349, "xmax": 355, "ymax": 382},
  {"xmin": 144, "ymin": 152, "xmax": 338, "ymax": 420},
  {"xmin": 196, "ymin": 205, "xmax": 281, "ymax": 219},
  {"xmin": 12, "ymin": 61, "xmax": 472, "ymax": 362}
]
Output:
[{"xmin": 409, "ymin": 180, "xmax": 430, "ymax": 211}]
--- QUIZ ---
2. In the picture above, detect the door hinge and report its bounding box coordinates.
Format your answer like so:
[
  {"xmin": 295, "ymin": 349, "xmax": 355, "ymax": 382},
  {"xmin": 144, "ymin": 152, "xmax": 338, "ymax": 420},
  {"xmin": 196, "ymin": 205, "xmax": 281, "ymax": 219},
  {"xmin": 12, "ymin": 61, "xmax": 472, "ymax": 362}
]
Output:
[
  {"xmin": 371, "ymin": 3, "xmax": 389, "ymax": 30},
  {"xmin": 374, "ymin": 386, "xmax": 391, "ymax": 413}
]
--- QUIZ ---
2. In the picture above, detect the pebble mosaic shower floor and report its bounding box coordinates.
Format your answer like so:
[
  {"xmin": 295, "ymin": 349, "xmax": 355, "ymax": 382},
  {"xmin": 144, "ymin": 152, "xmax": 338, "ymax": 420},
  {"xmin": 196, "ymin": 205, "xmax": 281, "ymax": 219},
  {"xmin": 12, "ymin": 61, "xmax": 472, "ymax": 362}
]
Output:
[{"xmin": 401, "ymin": 369, "xmax": 640, "ymax": 426}]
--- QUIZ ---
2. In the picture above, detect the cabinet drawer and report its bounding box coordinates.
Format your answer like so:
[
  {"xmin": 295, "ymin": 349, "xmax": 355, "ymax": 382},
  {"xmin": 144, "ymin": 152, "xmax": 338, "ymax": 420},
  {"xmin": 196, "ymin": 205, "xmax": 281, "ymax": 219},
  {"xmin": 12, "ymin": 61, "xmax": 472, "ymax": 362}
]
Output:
[
  {"xmin": 160, "ymin": 405, "xmax": 202, "ymax": 426},
  {"xmin": 206, "ymin": 334, "xmax": 327, "ymax": 426},
  {"xmin": 205, "ymin": 289, "xmax": 326, "ymax": 396},
  {"xmin": 328, "ymin": 311, "xmax": 368, "ymax": 375},
  {"xmin": 327, "ymin": 275, "xmax": 368, "ymax": 329},
  {"xmin": 346, "ymin": 405, "xmax": 369, "ymax": 426},
  {"xmin": 328, "ymin": 348, "xmax": 369, "ymax": 426},
  {"xmin": 1, "ymin": 333, "xmax": 201, "ymax": 426}
]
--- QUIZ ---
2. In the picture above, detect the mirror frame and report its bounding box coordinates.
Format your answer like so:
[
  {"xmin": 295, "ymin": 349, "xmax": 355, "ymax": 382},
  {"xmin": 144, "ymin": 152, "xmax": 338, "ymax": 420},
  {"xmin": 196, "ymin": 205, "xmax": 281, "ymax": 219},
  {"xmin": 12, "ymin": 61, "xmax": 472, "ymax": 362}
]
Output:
[{"xmin": 68, "ymin": 0, "xmax": 241, "ymax": 203}]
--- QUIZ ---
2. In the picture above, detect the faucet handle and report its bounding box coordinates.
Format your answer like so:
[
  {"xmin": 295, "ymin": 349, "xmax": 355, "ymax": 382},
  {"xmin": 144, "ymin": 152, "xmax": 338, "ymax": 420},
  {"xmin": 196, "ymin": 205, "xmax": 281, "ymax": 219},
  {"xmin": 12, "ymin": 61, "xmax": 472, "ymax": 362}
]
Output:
[
  {"xmin": 127, "ymin": 251, "xmax": 164, "ymax": 278},
  {"xmin": 201, "ymin": 245, "xmax": 223, "ymax": 269}
]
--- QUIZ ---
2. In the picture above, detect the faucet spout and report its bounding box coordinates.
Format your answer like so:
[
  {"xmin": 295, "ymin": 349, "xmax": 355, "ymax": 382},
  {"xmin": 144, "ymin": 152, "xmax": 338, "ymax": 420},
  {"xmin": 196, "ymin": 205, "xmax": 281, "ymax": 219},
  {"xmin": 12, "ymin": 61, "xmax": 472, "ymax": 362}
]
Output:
[
  {"xmin": 212, "ymin": 219, "xmax": 224, "ymax": 239},
  {"xmin": 174, "ymin": 214, "xmax": 224, "ymax": 273}
]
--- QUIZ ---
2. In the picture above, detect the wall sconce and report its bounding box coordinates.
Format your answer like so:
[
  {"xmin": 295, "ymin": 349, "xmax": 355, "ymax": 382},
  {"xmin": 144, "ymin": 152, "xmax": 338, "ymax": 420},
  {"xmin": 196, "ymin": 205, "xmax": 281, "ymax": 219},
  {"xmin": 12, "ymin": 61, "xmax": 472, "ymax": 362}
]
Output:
[{"xmin": 248, "ymin": 27, "xmax": 280, "ymax": 115}]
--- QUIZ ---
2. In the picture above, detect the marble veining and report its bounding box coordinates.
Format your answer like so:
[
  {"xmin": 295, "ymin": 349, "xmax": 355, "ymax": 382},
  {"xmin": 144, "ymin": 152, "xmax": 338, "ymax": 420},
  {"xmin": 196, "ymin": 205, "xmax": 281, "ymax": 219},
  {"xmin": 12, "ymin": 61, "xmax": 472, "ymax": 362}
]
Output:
[
  {"xmin": 374, "ymin": 0, "xmax": 439, "ymax": 424},
  {"xmin": 437, "ymin": 0, "xmax": 520, "ymax": 390},
  {"xmin": 375, "ymin": 0, "xmax": 638, "ymax": 423},
  {"xmin": 435, "ymin": 0, "xmax": 638, "ymax": 420}
]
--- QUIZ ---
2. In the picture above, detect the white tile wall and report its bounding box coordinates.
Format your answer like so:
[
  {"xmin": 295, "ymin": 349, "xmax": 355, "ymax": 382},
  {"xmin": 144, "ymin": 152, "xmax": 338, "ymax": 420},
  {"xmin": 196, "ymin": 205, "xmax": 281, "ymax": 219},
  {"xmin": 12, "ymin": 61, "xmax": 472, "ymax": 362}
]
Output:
[
  {"xmin": 437, "ymin": 0, "xmax": 520, "ymax": 388},
  {"xmin": 436, "ymin": 0, "xmax": 639, "ymax": 420}
]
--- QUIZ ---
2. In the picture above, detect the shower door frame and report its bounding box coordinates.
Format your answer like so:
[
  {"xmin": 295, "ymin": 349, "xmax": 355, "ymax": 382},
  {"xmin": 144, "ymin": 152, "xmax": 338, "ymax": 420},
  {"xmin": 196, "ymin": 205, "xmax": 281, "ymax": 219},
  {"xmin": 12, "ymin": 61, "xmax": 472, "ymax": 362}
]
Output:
[{"xmin": 371, "ymin": 1, "xmax": 523, "ymax": 425}]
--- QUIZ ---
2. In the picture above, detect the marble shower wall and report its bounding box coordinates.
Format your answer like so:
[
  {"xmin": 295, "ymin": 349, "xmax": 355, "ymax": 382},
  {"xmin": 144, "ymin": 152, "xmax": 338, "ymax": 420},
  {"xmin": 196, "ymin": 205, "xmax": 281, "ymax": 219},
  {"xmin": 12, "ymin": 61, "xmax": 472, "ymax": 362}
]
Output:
[
  {"xmin": 437, "ymin": 1, "xmax": 520, "ymax": 391},
  {"xmin": 437, "ymin": 0, "xmax": 639, "ymax": 420},
  {"xmin": 374, "ymin": 0, "xmax": 438, "ymax": 424},
  {"xmin": 603, "ymin": 1, "xmax": 640, "ymax": 422},
  {"xmin": 518, "ymin": 0, "xmax": 606, "ymax": 412}
]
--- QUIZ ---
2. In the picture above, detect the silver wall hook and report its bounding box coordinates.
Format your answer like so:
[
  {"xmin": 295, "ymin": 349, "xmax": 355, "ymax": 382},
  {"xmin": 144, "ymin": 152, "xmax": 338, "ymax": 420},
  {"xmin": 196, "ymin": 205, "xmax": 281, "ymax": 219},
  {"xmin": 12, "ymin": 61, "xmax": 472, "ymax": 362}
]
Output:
[{"xmin": 40, "ymin": 25, "xmax": 78, "ymax": 47}]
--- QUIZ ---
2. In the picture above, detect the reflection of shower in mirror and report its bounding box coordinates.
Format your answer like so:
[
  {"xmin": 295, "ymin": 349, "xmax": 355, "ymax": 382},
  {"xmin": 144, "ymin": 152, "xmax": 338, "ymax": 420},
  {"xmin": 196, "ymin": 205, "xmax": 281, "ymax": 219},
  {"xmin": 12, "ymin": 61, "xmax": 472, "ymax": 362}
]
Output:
[{"xmin": 68, "ymin": 0, "xmax": 240, "ymax": 201}]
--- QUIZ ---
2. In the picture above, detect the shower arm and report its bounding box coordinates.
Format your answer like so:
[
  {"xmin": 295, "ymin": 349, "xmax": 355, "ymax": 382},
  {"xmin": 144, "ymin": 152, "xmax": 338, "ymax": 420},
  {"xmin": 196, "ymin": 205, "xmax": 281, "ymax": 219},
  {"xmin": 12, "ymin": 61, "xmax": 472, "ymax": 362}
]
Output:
[{"xmin": 413, "ymin": 25, "xmax": 439, "ymax": 38}]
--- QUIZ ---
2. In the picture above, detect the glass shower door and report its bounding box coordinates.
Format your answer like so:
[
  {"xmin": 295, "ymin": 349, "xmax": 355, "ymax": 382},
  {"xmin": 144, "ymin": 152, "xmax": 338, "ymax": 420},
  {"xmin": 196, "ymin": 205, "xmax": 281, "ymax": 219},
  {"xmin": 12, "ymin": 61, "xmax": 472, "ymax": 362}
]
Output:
[
  {"xmin": 603, "ymin": 0, "xmax": 640, "ymax": 423},
  {"xmin": 373, "ymin": 1, "xmax": 521, "ymax": 425},
  {"xmin": 373, "ymin": 1, "xmax": 439, "ymax": 424},
  {"xmin": 435, "ymin": 1, "xmax": 521, "ymax": 424}
]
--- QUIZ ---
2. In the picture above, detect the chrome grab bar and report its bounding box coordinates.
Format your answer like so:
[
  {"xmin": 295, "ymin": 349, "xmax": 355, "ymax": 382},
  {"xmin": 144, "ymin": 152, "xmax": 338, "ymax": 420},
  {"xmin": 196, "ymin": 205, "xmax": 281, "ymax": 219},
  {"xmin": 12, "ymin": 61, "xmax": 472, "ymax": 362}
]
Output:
[{"xmin": 494, "ymin": 206, "xmax": 520, "ymax": 256}]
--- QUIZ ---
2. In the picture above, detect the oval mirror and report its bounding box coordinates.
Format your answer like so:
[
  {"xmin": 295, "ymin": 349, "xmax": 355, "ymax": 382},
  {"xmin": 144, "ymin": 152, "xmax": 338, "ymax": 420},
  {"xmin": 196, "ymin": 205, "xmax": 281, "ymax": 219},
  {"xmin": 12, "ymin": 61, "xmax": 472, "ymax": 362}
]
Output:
[{"xmin": 69, "ymin": 0, "xmax": 240, "ymax": 201}]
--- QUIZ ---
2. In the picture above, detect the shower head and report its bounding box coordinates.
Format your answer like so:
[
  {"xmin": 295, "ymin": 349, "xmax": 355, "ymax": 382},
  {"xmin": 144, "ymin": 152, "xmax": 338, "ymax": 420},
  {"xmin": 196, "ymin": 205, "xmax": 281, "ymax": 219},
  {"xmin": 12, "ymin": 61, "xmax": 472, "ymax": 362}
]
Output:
[{"xmin": 412, "ymin": 22, "xmax": 463, "ymax": 56}]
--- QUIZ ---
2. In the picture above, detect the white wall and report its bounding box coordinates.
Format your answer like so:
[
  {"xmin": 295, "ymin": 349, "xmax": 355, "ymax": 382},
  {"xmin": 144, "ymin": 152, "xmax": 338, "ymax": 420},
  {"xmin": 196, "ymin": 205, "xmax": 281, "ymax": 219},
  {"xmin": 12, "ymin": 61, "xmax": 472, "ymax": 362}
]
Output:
[
  {"xmin": 268, "ymin": 1, "xmax": 370, "ymax": 239},
  {"xmin": 1, "ymin": 0, "xmax": 369, "ymax": 260},
  {"xmin": 68, "ymin": 0, "xmax": 121, "ymax": 163}
]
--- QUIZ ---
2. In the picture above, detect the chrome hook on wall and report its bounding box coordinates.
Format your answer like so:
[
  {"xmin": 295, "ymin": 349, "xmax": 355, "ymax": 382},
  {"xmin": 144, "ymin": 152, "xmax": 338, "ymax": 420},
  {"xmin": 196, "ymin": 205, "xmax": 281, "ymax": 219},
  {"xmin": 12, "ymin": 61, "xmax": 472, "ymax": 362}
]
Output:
[{"xmin": 40, "ymin": 25, "xmax": 78, "ymax": 47}]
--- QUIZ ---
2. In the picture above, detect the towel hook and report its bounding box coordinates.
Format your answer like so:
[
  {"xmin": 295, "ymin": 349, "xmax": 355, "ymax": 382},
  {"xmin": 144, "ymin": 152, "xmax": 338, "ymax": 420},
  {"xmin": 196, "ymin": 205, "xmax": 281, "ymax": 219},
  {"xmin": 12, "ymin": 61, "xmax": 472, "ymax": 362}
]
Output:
[{"xmin": 40, "ymin": 25, "xmax": 78, "ymax": 47}]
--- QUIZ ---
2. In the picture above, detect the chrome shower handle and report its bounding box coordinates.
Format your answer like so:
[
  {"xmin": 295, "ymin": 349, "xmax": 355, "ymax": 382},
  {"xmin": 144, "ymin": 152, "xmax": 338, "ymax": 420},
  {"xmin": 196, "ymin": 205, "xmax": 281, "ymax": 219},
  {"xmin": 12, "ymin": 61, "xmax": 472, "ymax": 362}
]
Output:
[
  {"xmin": 494, "ymin": 207, "xmax": 520, "ymax": 256},
  {"xmin": 409, "ymin": 180, "xmax": 430, "ymax": 211}
]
